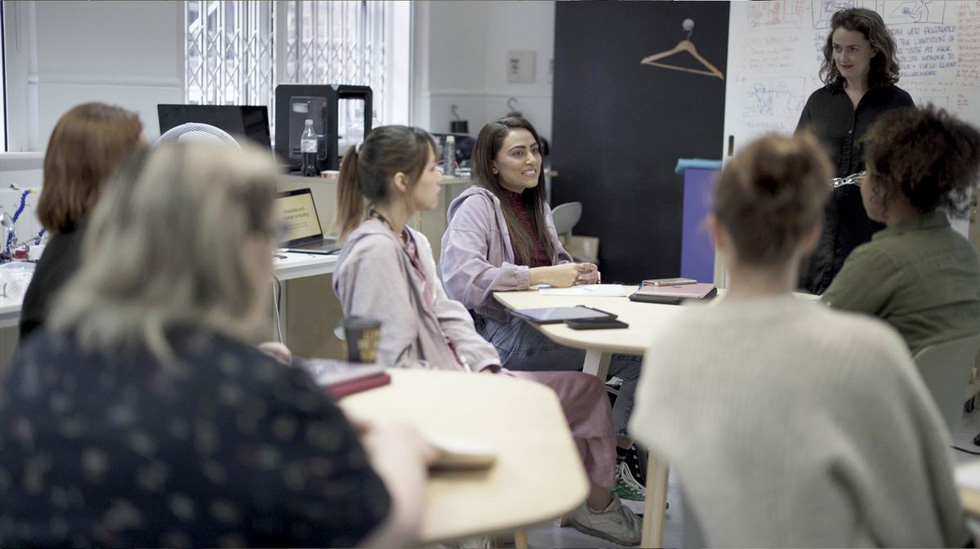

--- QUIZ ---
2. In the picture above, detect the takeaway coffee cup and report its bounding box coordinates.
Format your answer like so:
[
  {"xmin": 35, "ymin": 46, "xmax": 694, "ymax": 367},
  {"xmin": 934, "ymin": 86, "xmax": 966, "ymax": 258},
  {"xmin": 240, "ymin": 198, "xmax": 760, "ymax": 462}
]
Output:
[{"xmin": 340, "ymin": 317, "xmax": 382, "ymax": 363}]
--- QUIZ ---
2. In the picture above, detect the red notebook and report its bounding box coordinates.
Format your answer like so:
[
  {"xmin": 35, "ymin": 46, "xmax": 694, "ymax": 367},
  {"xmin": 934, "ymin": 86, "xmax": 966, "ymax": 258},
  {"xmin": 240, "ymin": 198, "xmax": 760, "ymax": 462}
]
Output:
[
  {"xmin": 326, "ymin": 373, "xmax": 391, "ymax": 398},
  {"xmin": 294, "ymin": 359, "xmax": 391, "ymax": 398}
]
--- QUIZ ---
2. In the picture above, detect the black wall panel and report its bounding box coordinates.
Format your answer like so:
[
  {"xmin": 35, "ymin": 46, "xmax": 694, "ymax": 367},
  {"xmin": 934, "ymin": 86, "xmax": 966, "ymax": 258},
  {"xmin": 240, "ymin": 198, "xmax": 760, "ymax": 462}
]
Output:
[{"xmin": 552, "ymin": 1, "xmax": 730, "ymax": 283}]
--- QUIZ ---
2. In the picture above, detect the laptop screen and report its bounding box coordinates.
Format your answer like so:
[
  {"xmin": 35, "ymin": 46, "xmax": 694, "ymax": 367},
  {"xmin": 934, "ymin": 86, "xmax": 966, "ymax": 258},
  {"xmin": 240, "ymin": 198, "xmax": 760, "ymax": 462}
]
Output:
[{"xmin": 276, "ymin": 189, "xmax": 323, "ymax": 246}]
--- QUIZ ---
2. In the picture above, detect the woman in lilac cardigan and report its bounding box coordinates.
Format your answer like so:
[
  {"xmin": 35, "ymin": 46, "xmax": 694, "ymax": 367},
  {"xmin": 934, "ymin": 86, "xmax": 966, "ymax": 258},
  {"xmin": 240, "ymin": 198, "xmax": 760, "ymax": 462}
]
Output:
[
  {"xmin": 332, "ymin": 125, "xmax": 642, "ymax": 546},
  {"xmin": 440, "ymin": 118, "xmax": 642, "ymax": 446}
]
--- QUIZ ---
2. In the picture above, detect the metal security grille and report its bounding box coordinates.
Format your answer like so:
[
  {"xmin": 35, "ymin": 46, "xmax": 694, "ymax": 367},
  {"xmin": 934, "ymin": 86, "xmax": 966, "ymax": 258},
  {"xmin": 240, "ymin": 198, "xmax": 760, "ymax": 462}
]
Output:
[
  {"xmin": 185, "ymin": 1, "xmax": 275, "ymax": 113},
  {"xmin": 284, "ymin": 1, "xmax": 388, "ymax": 128},
  {"xmin": 185, "ymin": 1, "xmax": 390, "ymax": 139}
]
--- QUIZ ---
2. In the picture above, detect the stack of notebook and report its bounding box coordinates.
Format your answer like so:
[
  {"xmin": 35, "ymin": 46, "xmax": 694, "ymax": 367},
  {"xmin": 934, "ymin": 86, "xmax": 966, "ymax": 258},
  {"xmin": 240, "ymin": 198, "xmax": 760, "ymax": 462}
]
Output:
[
  {"xmin": 629, "ymin": 282, "xmax": 717, "ymax": 305},
  {"xmin": 294, "ymin": 359, "xmax": 391, "ymax": 398}
]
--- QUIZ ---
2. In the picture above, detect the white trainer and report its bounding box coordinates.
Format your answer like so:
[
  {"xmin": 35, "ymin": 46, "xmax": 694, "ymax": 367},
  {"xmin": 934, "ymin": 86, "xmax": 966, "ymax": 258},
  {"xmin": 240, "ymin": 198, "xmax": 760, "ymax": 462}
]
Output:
[{"xmin": 569, "ymin": 493, "xmax": 643, "ymax": 546}]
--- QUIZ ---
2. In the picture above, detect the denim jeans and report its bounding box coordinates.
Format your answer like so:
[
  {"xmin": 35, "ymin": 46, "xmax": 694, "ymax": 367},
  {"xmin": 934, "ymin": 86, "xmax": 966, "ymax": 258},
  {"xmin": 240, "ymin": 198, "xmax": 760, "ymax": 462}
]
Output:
[{"xmin": 475, "ymin": 314, "xmax": 642, "ymax": 435}]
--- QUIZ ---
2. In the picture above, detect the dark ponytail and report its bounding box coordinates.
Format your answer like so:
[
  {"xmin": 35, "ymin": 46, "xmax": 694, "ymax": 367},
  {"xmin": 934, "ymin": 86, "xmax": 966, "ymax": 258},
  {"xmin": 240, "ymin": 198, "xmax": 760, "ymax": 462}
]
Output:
[
  {"xmin": 335, "ymin": 126, "xmax": 437, "ymax": 239},
  {"xmin": 337, "ymin": 146, "xmax": 364, "ymax": 239}
]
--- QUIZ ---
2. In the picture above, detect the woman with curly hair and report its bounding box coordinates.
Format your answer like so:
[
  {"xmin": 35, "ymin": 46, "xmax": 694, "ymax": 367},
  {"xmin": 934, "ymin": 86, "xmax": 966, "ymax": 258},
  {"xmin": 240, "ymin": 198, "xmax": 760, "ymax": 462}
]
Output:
[
  {"xmin": 823, "ymin": 105, "xmax": 980, "ymax": 355},
  {"xmin": 796, "ymin": 8, "xmax": 914, "ymax": 295}
]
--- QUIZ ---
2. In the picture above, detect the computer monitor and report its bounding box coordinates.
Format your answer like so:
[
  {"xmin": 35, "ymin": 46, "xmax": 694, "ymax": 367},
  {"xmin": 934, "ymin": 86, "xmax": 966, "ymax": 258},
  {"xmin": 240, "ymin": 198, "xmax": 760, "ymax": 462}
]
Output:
[{"xmin": 157, "ymin": 104, "xmax": 272, "ymax": 148}]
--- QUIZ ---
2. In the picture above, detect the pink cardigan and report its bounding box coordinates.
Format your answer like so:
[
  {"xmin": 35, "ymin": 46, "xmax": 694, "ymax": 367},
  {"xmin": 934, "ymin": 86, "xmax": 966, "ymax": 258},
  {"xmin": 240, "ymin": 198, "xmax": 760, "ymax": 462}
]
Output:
[
  {"xmin": 440, "ymin": 186, "xmax": 573, "ymax": 322},
  {"xmin": 333, "ymin": 218, "xmax": 501, "ymax": 372}
]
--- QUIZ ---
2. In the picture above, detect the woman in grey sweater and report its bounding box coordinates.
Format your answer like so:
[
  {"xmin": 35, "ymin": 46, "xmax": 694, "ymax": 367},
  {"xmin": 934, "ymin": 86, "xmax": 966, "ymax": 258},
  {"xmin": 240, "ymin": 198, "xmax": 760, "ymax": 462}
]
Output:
[{"xmin": 629, "ymin": 132, "xmax": 968, "ymax": 547}]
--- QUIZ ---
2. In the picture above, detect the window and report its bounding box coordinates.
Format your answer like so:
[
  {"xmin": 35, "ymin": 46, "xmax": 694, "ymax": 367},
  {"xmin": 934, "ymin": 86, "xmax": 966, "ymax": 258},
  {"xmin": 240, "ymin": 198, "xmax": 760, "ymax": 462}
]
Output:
[
  {"xmin": 0, "ymin": 2, "xmax": 6, "ymax": 152},
  {"xmin": 185, "ymin": 1, "xmax": 275, "ymax": 111},
  {"xmin": 184, "ymin": 1, "xmax": 406, "ymax": 137}
]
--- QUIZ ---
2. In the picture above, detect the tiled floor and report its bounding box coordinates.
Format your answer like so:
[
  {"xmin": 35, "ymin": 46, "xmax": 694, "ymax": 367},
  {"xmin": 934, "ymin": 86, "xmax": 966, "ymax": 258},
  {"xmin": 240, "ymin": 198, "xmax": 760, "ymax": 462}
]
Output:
[{"xmin": 523, "ymin": 470, "xmax": 687, "ymax": 548}]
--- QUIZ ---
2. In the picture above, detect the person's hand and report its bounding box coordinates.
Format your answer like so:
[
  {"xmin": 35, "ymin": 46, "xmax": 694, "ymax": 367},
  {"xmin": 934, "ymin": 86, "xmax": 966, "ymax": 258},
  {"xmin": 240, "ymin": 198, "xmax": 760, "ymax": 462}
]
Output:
[
  {"xmin": 574, "ymin": 263, "xmax": 599, "ymax": 285},
  {"xmin": 258, "ymin": 341, "xmax": 292, "ymax": 365},
  {"xmin": 360, "ymin": 421, "xmax": 438, "ymax": 468},
  {"xmin": 544, "ymin": 263, "xmax": 582, "ymax": 287}
]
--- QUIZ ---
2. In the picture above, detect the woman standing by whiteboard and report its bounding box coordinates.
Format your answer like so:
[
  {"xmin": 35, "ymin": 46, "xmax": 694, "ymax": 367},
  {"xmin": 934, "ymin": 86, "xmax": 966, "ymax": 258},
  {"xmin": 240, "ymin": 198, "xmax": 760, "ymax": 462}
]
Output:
[{"xmin": 797, "ymin": 8, "xmax": 913, "ymax": 295}]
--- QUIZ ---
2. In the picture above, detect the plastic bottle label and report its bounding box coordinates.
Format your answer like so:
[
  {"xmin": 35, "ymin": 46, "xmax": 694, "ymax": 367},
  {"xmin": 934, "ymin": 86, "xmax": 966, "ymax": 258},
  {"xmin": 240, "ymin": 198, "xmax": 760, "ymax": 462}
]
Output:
[{"xmin": 301, "ymin": 140, "xmax": 317, "ymax": 153}]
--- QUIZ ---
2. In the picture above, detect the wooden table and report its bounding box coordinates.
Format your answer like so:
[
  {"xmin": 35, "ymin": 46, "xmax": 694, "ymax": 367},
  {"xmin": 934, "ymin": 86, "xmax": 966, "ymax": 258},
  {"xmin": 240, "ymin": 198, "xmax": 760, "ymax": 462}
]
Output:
[
  {"xmin": 955, "ymin": 460, "xmax": 980, "ymax": 516},
  {"xmin": 494, "ymin": 286, "xmax": 680, "ymax": 548},
  {"xmin": 338, "ymin": 369, "xmax": 590, "ymax": 546},
  {"xmin": 493, "ymin": 286, "xmax": 680, "ymax": 381}
]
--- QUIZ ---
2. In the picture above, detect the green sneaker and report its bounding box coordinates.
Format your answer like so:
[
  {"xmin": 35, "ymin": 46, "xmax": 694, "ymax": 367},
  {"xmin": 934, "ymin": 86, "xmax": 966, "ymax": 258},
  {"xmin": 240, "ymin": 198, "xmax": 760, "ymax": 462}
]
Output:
[{"xmin": 612, "ymin": 466, "xmax": 645, "ymax": 515}]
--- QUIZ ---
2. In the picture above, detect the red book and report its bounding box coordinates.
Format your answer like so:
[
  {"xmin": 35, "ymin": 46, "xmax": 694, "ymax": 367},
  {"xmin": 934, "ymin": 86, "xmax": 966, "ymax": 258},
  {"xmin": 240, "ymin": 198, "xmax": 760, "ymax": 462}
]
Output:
[
  {"xmin": 327, "ymin": 372, "xmax": 391, "ymax": 398},
  {"xmin": 293, "ymin": 359, "xmax": 390, "ymax": 397}
]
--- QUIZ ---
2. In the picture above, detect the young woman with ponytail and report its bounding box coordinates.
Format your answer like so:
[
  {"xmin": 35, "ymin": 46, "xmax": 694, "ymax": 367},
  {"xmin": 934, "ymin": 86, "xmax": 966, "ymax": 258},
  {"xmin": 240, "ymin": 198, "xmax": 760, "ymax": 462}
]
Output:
[{"xmin": 332, "ymin": 125, "xmax": 643, "ymax": 546}]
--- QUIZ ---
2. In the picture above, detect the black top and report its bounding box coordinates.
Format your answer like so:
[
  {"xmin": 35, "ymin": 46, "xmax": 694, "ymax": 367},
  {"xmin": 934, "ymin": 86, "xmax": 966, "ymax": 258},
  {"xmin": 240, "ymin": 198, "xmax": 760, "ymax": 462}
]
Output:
[
  {"xmin": 796, "ymin": 85, "xmax": 914, "ymax": 295},
  {"xmin": 19, "ymin": 227, "xmax": 85, "ymax": 343},
  {"xmin": 796, "ymin": 85, "xmax": 914, "ymax": 178},
  {"xmin": 0, "ymin": 329, "xmax": 390, "ymax": 547}
]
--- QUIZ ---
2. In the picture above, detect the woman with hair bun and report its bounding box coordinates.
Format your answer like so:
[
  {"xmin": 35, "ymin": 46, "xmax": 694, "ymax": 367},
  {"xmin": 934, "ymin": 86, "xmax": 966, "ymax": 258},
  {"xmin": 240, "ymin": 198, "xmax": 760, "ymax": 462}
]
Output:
[
  {"xmin": 629, "ymin": 133, "xmax": 967, "ymax": 547},
  {"xmin": 823, "ymin": 105, "xmax": 980, "ymax": 355}
]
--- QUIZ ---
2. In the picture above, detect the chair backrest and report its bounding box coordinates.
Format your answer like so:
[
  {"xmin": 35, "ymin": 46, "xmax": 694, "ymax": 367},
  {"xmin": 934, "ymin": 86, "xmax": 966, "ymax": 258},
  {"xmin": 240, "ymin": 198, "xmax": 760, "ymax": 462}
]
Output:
[
  {"xmin": 913, "ymin": 333, "xmax": 980, "ymax": 432},
  {"xmin": 551, "ymin": 201, "xmax": 582, "ymax": 239},
  {"xmin": 156, "ymin": 123, "xmax": 241, "ymax": 148}
]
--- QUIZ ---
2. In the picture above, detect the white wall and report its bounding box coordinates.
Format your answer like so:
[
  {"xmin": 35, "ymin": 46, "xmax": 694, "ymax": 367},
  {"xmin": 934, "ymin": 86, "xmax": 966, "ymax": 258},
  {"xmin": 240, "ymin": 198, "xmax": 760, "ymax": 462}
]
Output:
[
  {"xmin": 413, "ymin": 1, "xmax": 555, "ymax": 141},
  {"xmin": 4, "ymin": 1, "xmax": 183, "ymax": 152},
  {"xmin": 4, "ymin": 0, "xmax": 555, "ymax": 150}
]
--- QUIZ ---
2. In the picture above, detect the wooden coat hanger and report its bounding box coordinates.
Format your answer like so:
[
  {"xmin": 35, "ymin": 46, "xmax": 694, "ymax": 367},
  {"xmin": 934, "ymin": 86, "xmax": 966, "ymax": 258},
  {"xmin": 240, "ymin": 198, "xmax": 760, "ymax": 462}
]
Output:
[{"xmin": 640, "ymin": 19, "xmax": 725, "ymax": 80}]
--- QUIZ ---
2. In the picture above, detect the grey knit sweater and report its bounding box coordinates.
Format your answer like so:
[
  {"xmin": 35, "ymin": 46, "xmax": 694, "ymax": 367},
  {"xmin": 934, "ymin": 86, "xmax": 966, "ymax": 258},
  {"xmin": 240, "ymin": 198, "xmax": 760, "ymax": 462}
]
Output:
[{"xmin": 629, "ymin": 295, "xmax": 968, "ymax": 547}]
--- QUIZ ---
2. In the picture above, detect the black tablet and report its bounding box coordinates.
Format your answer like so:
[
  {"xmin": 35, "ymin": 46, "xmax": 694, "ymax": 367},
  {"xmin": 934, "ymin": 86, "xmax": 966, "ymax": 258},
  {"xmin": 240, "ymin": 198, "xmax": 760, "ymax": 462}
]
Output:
[{"xmin": 511, "ymin": 305, "xmax": 617, "ymax": 324}]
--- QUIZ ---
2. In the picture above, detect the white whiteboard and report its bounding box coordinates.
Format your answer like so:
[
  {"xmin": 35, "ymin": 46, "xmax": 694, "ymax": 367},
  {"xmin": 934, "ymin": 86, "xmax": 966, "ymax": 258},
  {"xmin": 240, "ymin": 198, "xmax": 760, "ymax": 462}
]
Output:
[{"xmin": 723, "ymin": 0, "xmax": 980, "ymax": 158}]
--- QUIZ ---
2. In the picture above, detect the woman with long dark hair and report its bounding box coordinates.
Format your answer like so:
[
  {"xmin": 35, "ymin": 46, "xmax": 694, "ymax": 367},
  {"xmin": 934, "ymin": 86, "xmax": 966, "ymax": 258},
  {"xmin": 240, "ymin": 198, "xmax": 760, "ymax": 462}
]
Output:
[
  {"xmin": 796, "ymin": 8, "xmax": 914, "ymax": 294},
  {"xmin": 440, "ymin": 117, "xmax": 645, "ymax": 496},
  {"xmin": 333, "ymin": 125, "xmax": 642, "ymax": 546}
]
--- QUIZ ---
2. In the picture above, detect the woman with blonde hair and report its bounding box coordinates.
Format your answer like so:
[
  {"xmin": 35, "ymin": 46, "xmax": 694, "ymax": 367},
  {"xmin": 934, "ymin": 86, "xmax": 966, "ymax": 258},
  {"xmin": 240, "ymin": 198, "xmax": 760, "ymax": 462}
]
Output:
[
  {"xmin": 629, "ymin": 133, "xmax": 967, "ymax": 547},
  {"xmin": 20, "ymin": 102, "xmax": 144, "ymax": 341},
  {"xmin": 0, "ymin": 144, "xmax": 432, "ymax": 547}
]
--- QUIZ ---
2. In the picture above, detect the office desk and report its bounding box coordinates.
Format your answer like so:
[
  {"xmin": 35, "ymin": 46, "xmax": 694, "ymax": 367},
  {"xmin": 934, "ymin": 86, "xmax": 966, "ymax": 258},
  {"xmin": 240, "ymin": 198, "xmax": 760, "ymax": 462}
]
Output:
[
  {"xmin": 493, "ymin": 286, "xmax": 679, "ymax": 548},
  {"xmin": 273, "ymin": 250, "xmax": 337, "ymax": 281},
  {"xmin": 0, "ymin": 253, "xmax": 336, "ymax": 333},
  {"xmin": 338, "ymin": 369, "xmax": 589, "ymax": 546},
  {"xmin": 0, "ymin": 299, "xmax": 21, "ymax": 330}
]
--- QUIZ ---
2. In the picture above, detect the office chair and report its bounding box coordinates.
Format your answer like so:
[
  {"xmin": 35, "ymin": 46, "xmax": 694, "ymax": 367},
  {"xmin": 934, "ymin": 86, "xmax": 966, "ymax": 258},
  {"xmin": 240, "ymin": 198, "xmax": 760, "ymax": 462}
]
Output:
[
  {"xmin": 913, "ymin": 333, "xmax": 980, "ymax": 432},
  {"xmin": 551, "ymin": 201, "xmax": 583, "ymax": 240},
  {"xmin": 156, "ymin": 123, "xmax": 241, "ymax": 148}
]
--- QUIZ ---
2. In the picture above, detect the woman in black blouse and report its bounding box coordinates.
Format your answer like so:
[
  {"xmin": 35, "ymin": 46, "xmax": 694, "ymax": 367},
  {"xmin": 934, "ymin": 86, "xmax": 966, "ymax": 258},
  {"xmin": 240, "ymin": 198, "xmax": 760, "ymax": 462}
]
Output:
[
  {"xmin": 20, "ymin": 103, "xmax": 143, "ymax": 343},
  {"xmin": 0, "ymin": 144, "xmax": 433, "ymax": 547},
  {"xmin": 796, "ymin": 8, "xmax": 913, "ymax": 294}
]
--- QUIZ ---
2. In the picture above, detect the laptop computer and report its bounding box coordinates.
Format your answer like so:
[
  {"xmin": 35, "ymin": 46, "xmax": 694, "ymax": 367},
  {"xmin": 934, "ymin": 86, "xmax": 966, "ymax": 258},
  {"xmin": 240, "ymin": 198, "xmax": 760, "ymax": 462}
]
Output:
[{"xmin": 275, "ymin": 188, "xmax": 340, "ymax": 254}]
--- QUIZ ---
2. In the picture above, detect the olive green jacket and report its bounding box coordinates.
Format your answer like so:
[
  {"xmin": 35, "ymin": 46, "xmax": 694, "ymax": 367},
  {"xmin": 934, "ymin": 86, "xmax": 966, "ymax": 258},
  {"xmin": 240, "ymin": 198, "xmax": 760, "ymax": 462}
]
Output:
[{"xmin": 823, "ymin": 210, "xmax": 980, "ymax": 356}]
